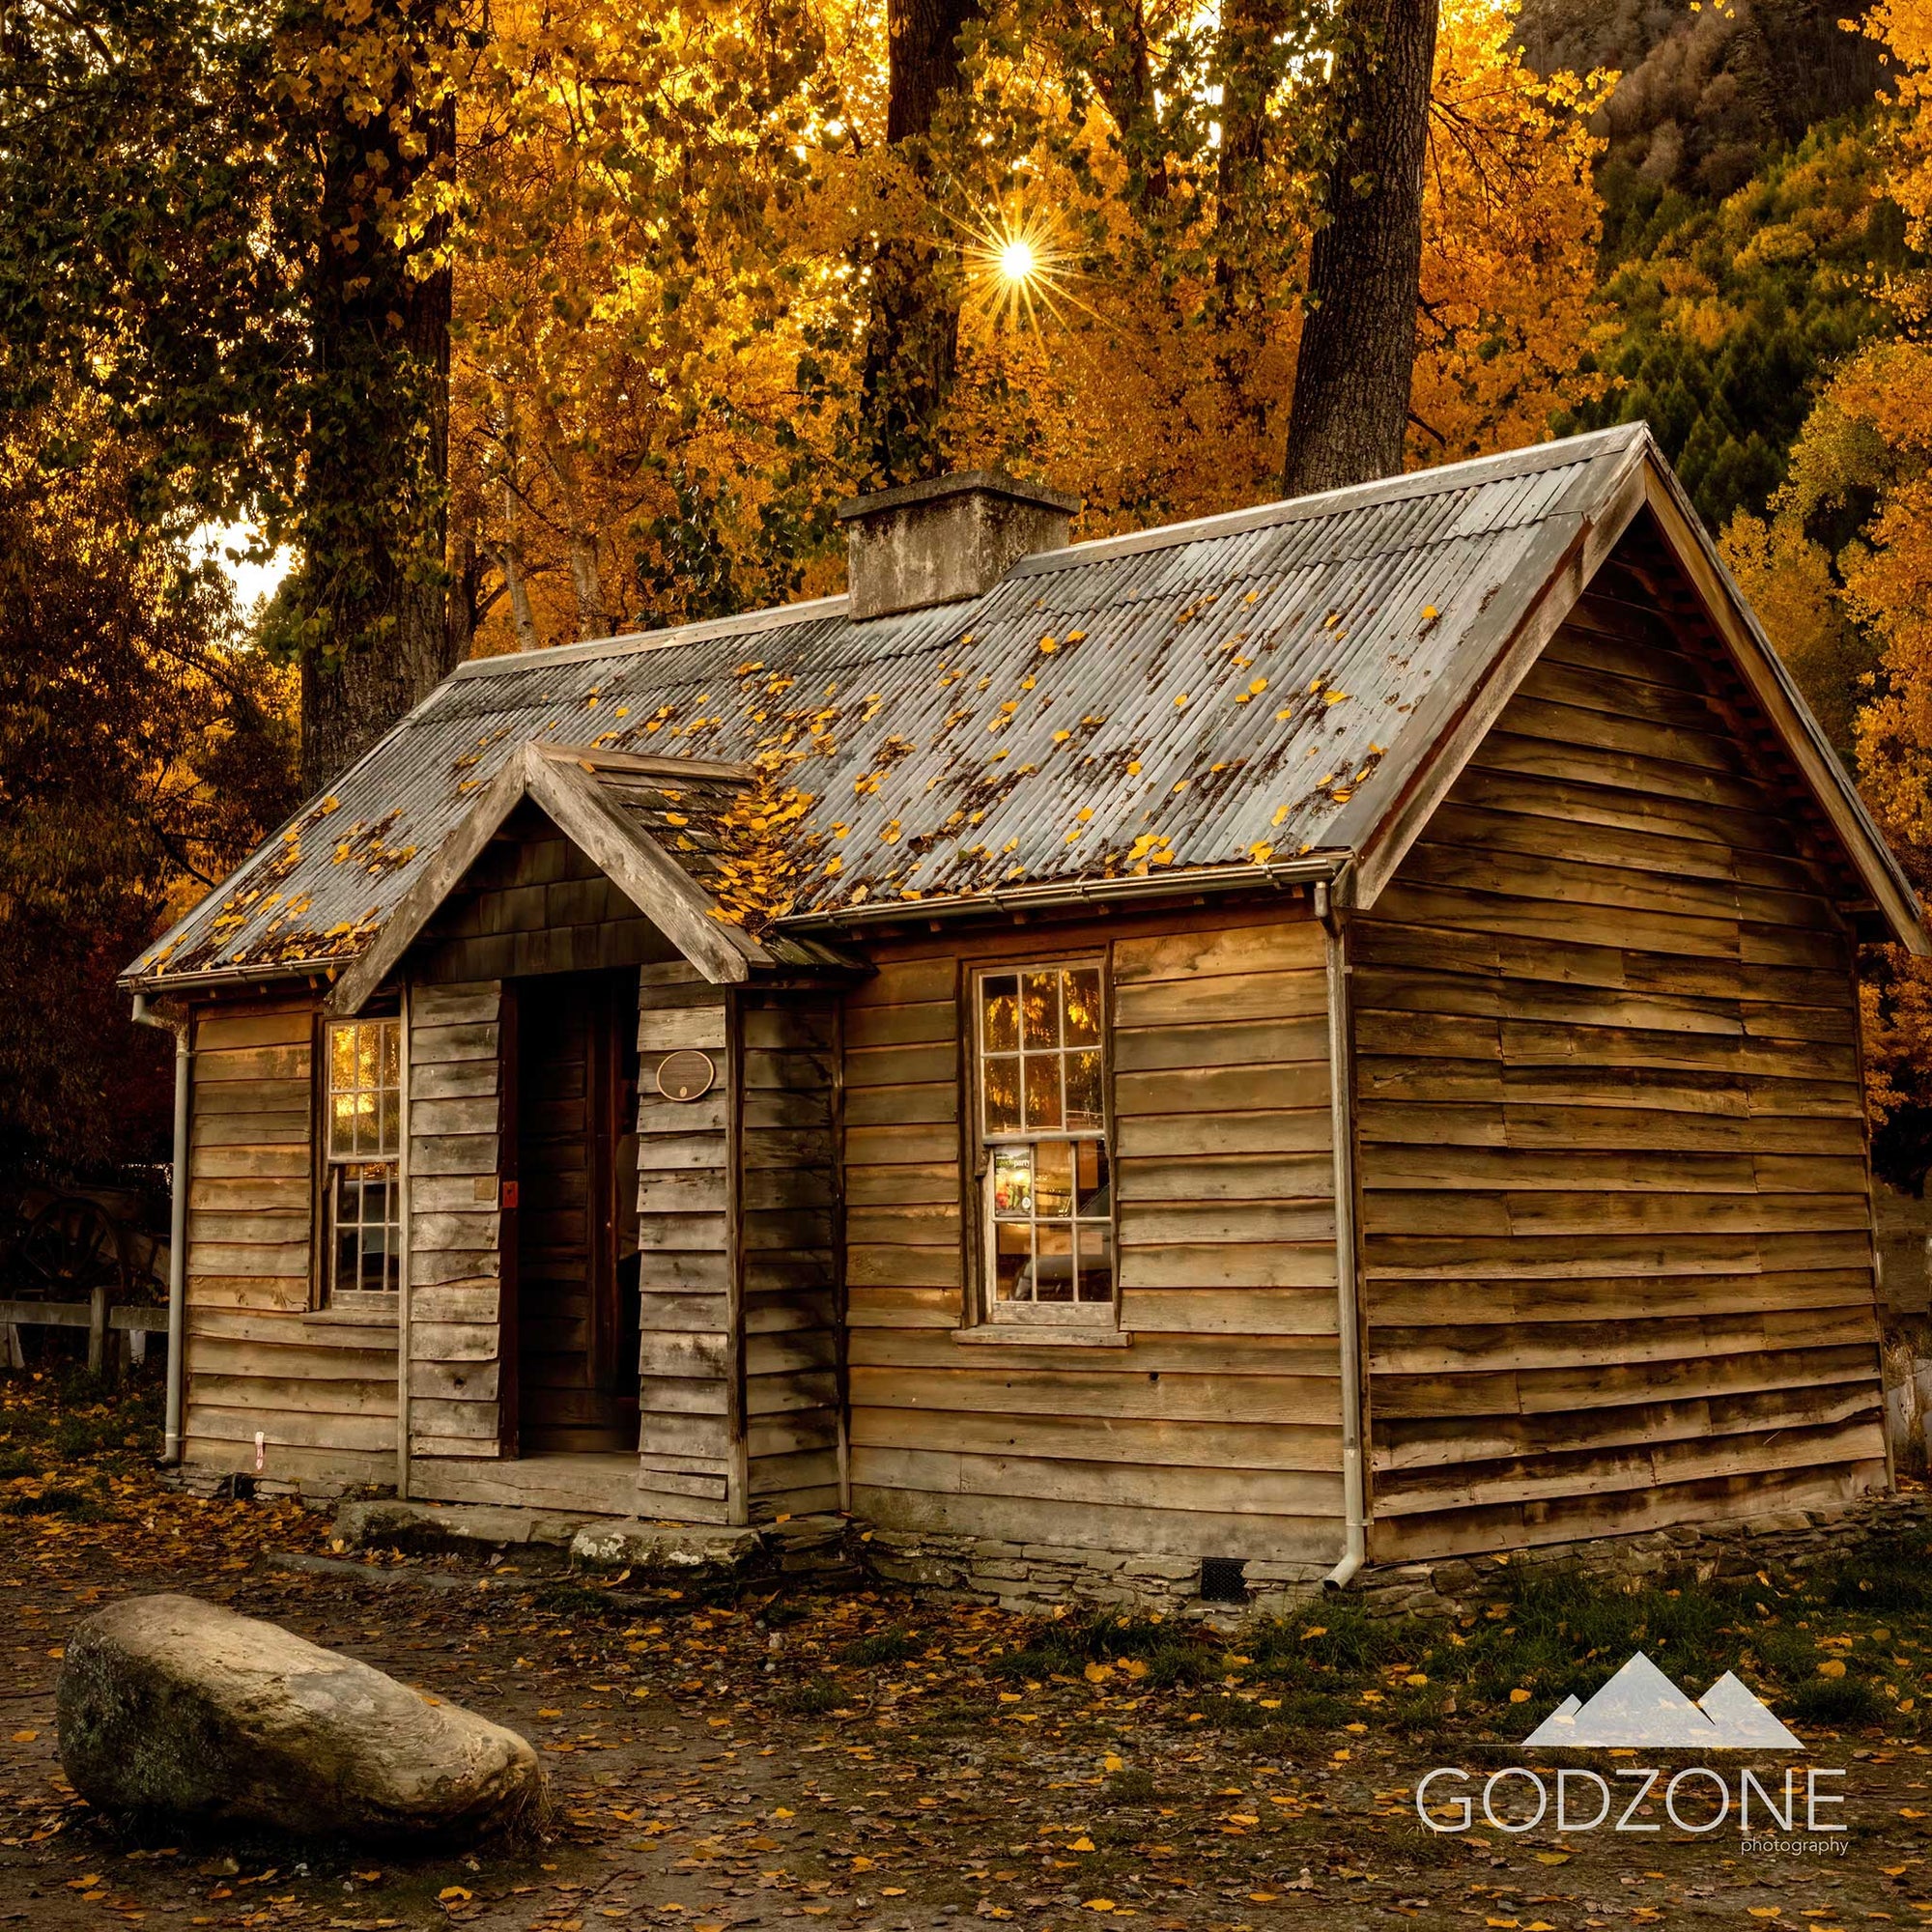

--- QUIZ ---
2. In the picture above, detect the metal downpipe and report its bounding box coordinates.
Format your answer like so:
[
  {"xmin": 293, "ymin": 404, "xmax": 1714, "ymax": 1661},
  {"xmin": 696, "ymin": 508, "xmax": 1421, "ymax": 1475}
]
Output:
[
  {"xmin": 1316, "ymin": 880, "xmax": 1367, "ymax": 1590},
  {"xmin": 130, "ymin": 994, "xmax": 189, "ymax": 1465}
]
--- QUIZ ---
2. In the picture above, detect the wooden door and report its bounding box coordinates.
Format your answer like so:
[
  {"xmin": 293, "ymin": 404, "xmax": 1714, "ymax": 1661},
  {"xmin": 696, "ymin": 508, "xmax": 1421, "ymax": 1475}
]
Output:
[{"xmin": 514, "ymin": 971, "xmax": 640, "ymax": 1454}]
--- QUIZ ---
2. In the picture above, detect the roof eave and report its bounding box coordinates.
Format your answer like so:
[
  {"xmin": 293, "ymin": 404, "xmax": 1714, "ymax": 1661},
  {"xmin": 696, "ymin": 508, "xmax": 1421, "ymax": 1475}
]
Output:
[{"xmin": 775, "ymin": 852, "xmax": 1351, "ymax": 931}]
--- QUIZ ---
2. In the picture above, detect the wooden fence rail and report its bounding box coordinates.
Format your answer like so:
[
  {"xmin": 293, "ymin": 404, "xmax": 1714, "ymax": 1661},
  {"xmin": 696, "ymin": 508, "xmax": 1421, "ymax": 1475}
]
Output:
[{"xmin": 0, "ymin": 1295, "xmax": 168, "ymax": 1377}]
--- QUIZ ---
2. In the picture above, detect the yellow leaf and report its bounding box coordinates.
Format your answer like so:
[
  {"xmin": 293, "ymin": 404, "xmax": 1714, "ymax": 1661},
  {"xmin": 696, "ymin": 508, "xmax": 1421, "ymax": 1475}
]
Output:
[
  {"xmin": 1069, "ymin": 1835, "xmax": 1095, "ymax": 1852},
  {"xmin": 1532, "ymin": 1851, "xmax": 1569, "ymax": 1864},
  {"xmin": 1406, "ymin": 1673, "xmax": 1429, "ymax": 1687},
  {"xmin": 1103, "ymin": 1754, "xmax": 1123, "ymax": 1772},
  {"xmin": 1082, "ymin": 1902, "xmax": 1116, "ymax": 1914},
  {"xmin": 1508, "ymin": 1688, "xmax": 1532, "ymax": 1702},
  {"xmin": 10, "ymin": 1730, "xmax": 37, "ymax": 1744},
  {"xmin": 439, "ymin": 1887, "xmax": 473, "ymax": 1904},
  {"xmin": 1818, "ymin": 1659, "xmax": 1847, "ymax": 1679}
]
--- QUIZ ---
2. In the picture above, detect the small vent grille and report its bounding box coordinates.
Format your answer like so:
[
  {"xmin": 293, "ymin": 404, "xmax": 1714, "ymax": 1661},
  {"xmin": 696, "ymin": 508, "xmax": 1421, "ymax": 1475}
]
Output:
[{"xmin": 1199, "ymin": 1556, "xmax": 1249, "ymax": 1604}]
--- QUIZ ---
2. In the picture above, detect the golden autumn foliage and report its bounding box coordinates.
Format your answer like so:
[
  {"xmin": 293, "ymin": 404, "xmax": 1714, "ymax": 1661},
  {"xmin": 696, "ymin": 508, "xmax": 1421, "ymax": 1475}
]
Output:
[
  {"xmin": 1721, "ymin": 0, "xmax": 1932, "ymax": 1163},
  {"xmin": 441, "ymin": 0, "xmax": 1608, "ymax": 651}
]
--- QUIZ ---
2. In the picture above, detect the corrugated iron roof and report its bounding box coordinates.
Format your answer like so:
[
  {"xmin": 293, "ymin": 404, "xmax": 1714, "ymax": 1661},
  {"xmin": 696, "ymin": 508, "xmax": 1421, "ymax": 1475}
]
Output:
[{"xmin": 132, "ymin": 423, "xmax": 1892, "ymax": 990}]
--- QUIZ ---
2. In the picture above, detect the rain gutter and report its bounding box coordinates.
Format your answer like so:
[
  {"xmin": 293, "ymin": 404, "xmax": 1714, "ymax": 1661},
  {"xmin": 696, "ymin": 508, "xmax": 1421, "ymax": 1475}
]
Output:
[
  {"xmin": 129, "ymin": 993, "xmax": 190, "ymax": 1466},
  {"xmin": 1317, "ymin": 870, "xmax": 1367, "ymax": 1589},
  {"xmin": 775, "ymin": 854, "xmax": 1351, "ymax": 932}
]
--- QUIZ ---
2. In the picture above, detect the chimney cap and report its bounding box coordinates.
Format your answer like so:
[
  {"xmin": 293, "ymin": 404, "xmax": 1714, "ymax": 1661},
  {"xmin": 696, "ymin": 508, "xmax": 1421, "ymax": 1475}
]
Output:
[{"xmin": 836, "ymin": 468, "xmax": 1081, "ymax": 525}]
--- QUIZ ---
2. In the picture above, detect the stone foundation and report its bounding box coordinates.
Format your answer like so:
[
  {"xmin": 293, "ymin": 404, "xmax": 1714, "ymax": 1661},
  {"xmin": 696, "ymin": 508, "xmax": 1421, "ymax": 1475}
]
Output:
[
  {"xmin": 863, "ymin": 1492, "xmax": 1932, "ymax": 1625},
  {"xmin": 239, "ymin": 1473, "xmax": 1932, "ymax": 1626},
  {"xmin": 861, "ymin": 1527, "xmax": 1329, "ymax": 1621}
]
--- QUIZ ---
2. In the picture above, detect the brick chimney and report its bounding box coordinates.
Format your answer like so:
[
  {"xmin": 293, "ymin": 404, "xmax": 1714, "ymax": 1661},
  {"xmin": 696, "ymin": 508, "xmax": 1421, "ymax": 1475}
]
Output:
[{"xmin": 837, "ymin": 470, "xmax": 1079, "ymax": 621}]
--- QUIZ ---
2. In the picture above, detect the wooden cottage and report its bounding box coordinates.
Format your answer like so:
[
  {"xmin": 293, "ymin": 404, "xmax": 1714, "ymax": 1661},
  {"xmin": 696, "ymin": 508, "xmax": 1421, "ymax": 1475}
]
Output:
[{"xmin": 122, "ymin": 426, "xmax": 1928, "ymax": 1590}]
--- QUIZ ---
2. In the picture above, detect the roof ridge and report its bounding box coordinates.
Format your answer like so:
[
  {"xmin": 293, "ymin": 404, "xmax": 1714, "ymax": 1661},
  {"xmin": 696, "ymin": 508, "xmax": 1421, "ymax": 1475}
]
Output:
[
  {"xmin": 1009, "ymin": 425, "xmax": 1652, "ymax": 579},
  {"xmin": 450, "ymin": 591, "xmax": 853, "ymax": 681},
  {"xmin": 444, "ymin": 428, "xmax": 1651, "ymax": 682}
]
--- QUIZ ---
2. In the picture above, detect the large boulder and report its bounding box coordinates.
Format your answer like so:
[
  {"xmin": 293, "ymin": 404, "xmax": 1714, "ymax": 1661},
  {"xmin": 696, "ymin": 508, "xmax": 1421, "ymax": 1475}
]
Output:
[{"xmin": 57, "ymin": 1595, "xmax": 545, "ymax": 1840}]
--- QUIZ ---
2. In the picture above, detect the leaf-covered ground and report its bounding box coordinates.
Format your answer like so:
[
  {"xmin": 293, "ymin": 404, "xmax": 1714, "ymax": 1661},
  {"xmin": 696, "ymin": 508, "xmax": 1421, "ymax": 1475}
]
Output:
[{"xmin": 5, "ymin": 1367, "xmax": 1932, "ymax": 1929}]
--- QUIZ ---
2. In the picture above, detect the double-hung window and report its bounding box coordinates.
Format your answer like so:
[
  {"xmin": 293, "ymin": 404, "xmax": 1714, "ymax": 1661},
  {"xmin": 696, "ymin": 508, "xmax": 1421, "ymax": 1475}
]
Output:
[
  {"xmin": 322, "ymin": 1017, "xmax": 402, "ymax": 1303},
  {"xmin": 976, "ymin": 962, "xmax": 1114, "ymax": 1324}
]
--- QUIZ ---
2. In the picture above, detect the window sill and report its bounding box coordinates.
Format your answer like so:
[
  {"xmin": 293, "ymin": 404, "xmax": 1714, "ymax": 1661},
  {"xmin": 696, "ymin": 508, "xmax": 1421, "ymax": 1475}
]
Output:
[
  {"xmin": 953, "ymin": 1325, "xmax": 1132, "ymax": 1350},
  {"xmin": 303, "ymin": 1303, "xmax": 399, "ymax": 1333}
]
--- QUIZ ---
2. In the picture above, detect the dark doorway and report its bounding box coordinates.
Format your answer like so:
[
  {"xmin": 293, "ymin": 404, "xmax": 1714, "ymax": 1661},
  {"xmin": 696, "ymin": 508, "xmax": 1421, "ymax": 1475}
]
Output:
[{"xmin": 513, "ymin": 970, "xmax": 641, "ymax": 1454}]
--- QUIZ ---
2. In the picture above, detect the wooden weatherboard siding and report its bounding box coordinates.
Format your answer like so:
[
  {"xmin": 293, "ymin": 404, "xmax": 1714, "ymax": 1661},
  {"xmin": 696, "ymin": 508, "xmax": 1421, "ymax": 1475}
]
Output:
[
  {"xmin": 741, "ymin": 989, "xmax": 842, "ymax": 1519},
  {"xmin": 843, "ymin": 907, "xmax": 1347, "ymax": 1561},
  {"xmin": 407, "ymin": 981, "xmax": 507, "ymax": 1460},
  {"xmin": 633, "ymin": 975, "xmax": 843, "ymax": 1523},
  {"xmin": 183, "ymin": 996, "xmax": 397, "ymax": 1484},
  {"xmin": 635, "ymin": 972, "xmax": 734, "ymax": 1520},
  {"xmin": 1353, "ymin": 550, "xmax": 1887, "ymax": 1561}
]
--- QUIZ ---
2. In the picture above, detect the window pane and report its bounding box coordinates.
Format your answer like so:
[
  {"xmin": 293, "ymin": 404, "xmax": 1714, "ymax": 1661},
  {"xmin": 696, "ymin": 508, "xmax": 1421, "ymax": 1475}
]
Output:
[
  {"xmin": 1033, "ymin": 1223, "xmax": 1073, "ymax": 1301},
  {"xmin": 1074, "ymin": 1221, "xmax": 1114, "ymax": 1302},
  {"xmin": 329, "ymin": 1025, "xmax": 355, "ymax": 1087},
  {"xmin": 1021, "ymin": 971, "xmax": 1061, "ymax": 1049},
  {"xmin": 1034, "ymin": 1140, "xmax": 1073, "ymax": 1219},
  {"xmin": 1066, "ymin": 1049, "xmax": 1103, "ymax": 1131},
  {"xmin": 378, "ymin": 1089, "xmax": 399, "ymax": 1157},
  {"xmin": 380, "ymin": 1022, "xmax": 401, "ymax": 1087},
  {"xmin": 355, "ymin": 1025, "xmax": 378, "ymax": 1089},
  {"xmin": 983, "ymin": 1055, "xmax": 1021, "ymax": 1134},
  {"xmin": 992, "ymin": 1146, "xmax": 1033, "ymax": 1217},
  {"xmin": 1022, "ymin": 1054, "xmax": 1063, "ymax": 1130},
  {"xmin": 1065, "ymin": 969, "xmax": 1101, "ymax": 1046},
  {"xmin": 1075, "ymin": 1140, "xmax": 1111, "ymax": 1219},
  {"xmin": 995, "ymin": 1220, "xmax": 1032, "ymax": 1302},
  {"xmin": 328, "ymin": 1093, "xmax": 355, "ymax": 1160},
  {"xmin": 982, "ymin": 975, "xmax": 1019, "ymax": 1053}
]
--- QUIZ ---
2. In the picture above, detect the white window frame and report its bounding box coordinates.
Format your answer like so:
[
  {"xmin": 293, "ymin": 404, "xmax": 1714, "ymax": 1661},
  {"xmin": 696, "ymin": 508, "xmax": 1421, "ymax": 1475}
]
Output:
[
  {"xmin": 320, "ymin": 1015, "xmax": 403, "ymax": 1308},
  {"xmin": 972, "ymin": 958, "xmax": 1117, "ymax": 1329}
]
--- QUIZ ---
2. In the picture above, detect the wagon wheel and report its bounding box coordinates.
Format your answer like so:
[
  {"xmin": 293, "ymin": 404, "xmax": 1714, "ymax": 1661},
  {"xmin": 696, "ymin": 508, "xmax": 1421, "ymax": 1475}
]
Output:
[{"xmin": 16, "ymin": 1196, "xmax": 126, "ymax": 1303}]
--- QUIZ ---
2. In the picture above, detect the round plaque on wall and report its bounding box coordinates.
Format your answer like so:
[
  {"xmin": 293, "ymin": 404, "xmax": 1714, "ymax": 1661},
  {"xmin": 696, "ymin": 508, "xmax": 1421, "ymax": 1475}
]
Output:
[{"xmin": 657, "ymin": 1049, "xmax": 717, "ymax": 1102}]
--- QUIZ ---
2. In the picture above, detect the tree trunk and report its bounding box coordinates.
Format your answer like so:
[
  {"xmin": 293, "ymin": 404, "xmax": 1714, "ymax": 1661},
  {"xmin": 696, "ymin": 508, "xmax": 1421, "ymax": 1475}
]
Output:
[
  {"xmin": 860, "ymin": 0, "xmax": 979, "ymax": 486},
  {"xmin": 297, "ymin": 22, "xmax": 458, "ymax": 793},
  {"xmin": 495, "ymin": 475, "xmax": 542, "ymax": 652},
  {"xmin": 541, "ymin": 429, "xmax": 610, "ymax": 639},
  {"xmin": 1280, "ymin": 0, "xmax": 1438, "ymax": 497}
]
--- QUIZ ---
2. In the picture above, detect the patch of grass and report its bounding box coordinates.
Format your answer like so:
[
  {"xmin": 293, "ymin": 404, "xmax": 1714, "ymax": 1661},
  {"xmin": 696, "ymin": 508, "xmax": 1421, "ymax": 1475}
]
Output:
[
  {"xmin": 1825, "ymin": 1537, "xmax": 1932, "ymax": 1613},
  {"xmin": 1247, "ymin": 1602, "xmax": 1412, "ymax": 1685},
  {"xmin": 1100, "ymin": 1767, "xmax": 1159, "ymax": 1804},
  {"xmin": 990, "ymin": 1613, "xmax": 1220, "ymax": 1689},
  {"xmin": 1787, "ymin": 1672, "xmax": 1885, "ymax": 1729},
  {"xmin": 783, "ymin": 1676, "xmax": 845, "ymax": 1716},
  {"xmin": 840, "ymin": 1626, "xmax": 924, "ymax": 1666},
  {"xmin": 529, "ymin": 1582, "xmax": 631, "ymax": 1620},
  {"xmin": 3, "ymin": 1485, "xmax": 107, "ymax": 1520},
  {"xmin": 0, "ymin": 1448, "xmax": 41, "ymax": 1479}
]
